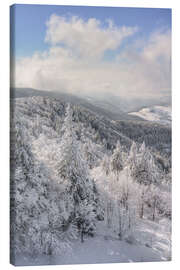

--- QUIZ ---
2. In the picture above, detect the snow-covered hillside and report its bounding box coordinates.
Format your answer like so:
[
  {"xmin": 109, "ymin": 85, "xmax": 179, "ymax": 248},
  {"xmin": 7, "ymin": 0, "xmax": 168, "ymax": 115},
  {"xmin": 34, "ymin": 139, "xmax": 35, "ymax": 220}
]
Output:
[
  {"xmin": 10, "ymin": 96, "xmax": 171, "ymax": 266},
  {"xmin": 15, "ymin": 218, "xmax": 171, "ymax": 266},
  {"xmin": 129, "ymin": 106, "xmax": 171, "ymax": 125}
]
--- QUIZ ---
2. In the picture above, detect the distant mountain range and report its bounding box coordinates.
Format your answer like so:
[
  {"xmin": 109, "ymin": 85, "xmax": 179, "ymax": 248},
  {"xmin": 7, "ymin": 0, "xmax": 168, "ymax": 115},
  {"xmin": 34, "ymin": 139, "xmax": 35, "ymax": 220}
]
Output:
[
  {"xmin": 11, "ymin": 89, "xmax": 171, "ymax": 160},
  {"xmin": 11, "ymin": 87, "xmax": 170, "ymax": 123},
  {"xmin": 10, "ymin": 88, "xmax": 142, "ymax": 121},
  {"xmin": 129, "ymin": 106, "xmax": 171, "ymax": 125}
]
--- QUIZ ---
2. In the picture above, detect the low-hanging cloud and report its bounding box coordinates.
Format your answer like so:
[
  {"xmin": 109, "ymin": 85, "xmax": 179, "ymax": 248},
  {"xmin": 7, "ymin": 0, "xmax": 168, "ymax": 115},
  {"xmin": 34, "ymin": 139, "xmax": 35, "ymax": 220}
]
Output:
[{"xmin": 14, "ymin": 14, "xmax": 171, "ymax": 101}]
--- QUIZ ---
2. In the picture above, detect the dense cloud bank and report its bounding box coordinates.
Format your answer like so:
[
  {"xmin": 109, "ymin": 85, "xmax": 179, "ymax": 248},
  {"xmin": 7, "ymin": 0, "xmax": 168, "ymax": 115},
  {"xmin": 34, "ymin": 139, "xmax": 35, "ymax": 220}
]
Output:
[{"xmin": 14, "ymin": 15, "xmax": 171, "ymax": 101}]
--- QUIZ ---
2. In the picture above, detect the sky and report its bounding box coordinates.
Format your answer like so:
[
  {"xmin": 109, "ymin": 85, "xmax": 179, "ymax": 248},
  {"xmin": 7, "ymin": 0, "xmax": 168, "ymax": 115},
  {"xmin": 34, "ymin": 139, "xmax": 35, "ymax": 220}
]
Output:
[{"xmin": 10, "ymin": 4, "xmax": 171, "ymax": 101}]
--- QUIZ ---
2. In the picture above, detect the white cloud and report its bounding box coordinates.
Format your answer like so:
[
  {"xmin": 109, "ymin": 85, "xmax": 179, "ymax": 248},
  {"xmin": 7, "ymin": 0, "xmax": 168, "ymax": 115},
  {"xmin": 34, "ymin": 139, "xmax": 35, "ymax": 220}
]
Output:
[
  {"xmin": 14, "ymin": 15, "xmax": 171, "ymax": 101},
  {"xmin": 142, "ymin": 29, "xmax": 171, "ymax": 62},
  {"xmin": 45, "ymin": 14, "xmax": 138, "ymax": 58}
]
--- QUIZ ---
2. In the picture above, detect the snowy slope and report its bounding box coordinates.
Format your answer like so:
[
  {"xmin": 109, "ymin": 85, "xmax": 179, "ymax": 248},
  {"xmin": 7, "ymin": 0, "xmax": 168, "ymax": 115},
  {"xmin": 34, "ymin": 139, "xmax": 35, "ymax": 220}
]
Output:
[
  {"xmin": 15, "ymin": 219, "xmax": 171, "ymax": 266},
  {"xmin": 11, "ymin": 96, "xmax": 171, "ymax": 266},
  {"xmin": 129, "ymin": 106, "xmax": 171, "ymax": 125}
]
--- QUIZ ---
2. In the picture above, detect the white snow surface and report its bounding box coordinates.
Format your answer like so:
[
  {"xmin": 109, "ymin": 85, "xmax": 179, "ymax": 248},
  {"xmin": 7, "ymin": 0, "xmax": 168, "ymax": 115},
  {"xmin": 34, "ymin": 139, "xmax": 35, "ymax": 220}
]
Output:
[
  {"xmin": 129, "ymin": 106, "xmax": 171, "ymax": 125},
  {"xmin": 56, "ymin": 219, "xmax": 171, "ymax": 265},
  {"xmin": 15, "ymin": 218, "xmax": 171, "ymax": 266}
]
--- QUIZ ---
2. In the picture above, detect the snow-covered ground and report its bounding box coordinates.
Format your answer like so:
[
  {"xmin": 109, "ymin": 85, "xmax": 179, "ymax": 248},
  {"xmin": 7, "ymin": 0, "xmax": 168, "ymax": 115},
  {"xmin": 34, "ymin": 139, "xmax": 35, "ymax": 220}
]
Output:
[
  {"xmin": 15, "ymin": 218, "xmax": 171, "ymax": 266},
  {"xmin": 129, "ymin": 106, "xmax": 171, "ymax": 125}
]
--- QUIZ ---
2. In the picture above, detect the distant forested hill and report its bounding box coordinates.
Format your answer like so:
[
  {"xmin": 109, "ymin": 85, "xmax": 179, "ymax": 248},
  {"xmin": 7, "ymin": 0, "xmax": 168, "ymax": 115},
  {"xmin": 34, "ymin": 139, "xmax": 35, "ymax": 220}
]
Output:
[
  {"xmin": 11, "ymin": 88, "xmax": 147, "ymax": 121},
  {"xmin": 10, "ymin": 95, "xmax": 171, "ymax": 171}
]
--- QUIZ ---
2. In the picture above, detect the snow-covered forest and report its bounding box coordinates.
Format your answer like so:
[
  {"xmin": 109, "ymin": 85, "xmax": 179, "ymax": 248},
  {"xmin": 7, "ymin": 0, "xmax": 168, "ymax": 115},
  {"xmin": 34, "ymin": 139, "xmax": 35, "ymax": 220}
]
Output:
[{"xmin": 10, "ymin": 96, "xmax": 171, "ymax": 265}]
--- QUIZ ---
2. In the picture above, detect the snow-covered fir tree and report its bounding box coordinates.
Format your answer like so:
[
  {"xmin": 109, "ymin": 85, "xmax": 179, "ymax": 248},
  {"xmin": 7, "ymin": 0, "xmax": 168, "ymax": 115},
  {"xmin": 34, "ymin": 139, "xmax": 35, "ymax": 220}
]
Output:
[
  {"xmin": 130, "ymin": 141, "xmax": 159, "ymax": 186},
  {"xmin": 56, "ymin": 103, "xmax": 97, "ymax": 241},
  {"xmin": 83, "ymin": 139, "xmax": 99, "ymax": 169},
  {"xmin": 110, "ymin": 140, "xmax": 124, "ymax": 174},
  {"xmin": 127, "ymin": 141, "xmax": 138, "ymax": 170},
  {"xmin": 101, "ymin": 154, "xmax": 110, "ymax": 175}
]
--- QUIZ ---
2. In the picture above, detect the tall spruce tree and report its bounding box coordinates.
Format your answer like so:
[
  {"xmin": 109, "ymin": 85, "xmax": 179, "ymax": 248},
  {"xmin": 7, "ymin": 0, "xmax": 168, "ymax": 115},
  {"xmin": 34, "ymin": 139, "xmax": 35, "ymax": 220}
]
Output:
[
  {"xmin": 130, "ymin": 141, "xmax": 159, "ymax": 186},
  {"xmin": 57, "ymin": 104, "xmax": 97, "ymax": 241},
  {"xmin": 111, "ymin": 140, "xmax": 124, "ymax": 174}
]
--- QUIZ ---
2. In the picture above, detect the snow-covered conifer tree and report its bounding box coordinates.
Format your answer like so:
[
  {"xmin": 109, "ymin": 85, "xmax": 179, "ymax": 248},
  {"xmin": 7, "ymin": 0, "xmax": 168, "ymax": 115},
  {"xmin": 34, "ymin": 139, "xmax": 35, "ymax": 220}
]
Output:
[
  {"xmin": 101, "ymin": 154, "xmax": 110, "ymax": 175},
  {"xmin": 128, "ymin": 141, "xmax": 138, "ymax": 170},
  {"xmin": 57, "ymin": 103, "xmax": 97, "ymax": 239},
  {"xmin": 83, "ymin": 139, "xmax": 98, "ymax": 169},
  {"xmin": 130, "ymin": 142, "xmax": 159, "ymax": 186},
  {"xmin": 110, "ymin": 140, "xmax": 124, "ymax": 174}
]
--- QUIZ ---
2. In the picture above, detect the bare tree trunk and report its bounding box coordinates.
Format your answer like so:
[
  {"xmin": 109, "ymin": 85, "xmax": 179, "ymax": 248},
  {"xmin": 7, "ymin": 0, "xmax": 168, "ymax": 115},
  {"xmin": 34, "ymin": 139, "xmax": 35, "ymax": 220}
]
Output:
[
  {"xmin": 128, "ymin": 210, "xmax": 131, "ymax": 229},
  {"xmin": 81, "ymin": 228, "xmax": 84, "ymax": 243},
  {"xmin": 139, "ymin": 189, "xmax": 145, "ymax": 219},
  {"xmin": 139, "ymin": 203, "xmax": 144, "ymax": 219},
  {"xmin": 107, "ymin": 201, "xmax": 111, "ymax": 228},
  {"xmin": 118, "ymin": 208, "xmax": 122, "ymax": 240},
  {"xmin": 152, "ymin": 199, "xmax": 156, "ymax": 221}
]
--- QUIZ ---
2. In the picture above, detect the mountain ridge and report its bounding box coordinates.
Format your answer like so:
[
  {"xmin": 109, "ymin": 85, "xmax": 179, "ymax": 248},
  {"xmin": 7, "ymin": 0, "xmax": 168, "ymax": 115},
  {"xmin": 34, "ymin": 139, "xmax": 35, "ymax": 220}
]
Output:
[{"xmin": 11, "ymin": 87, "xmax": 163, "ymax": 122}]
